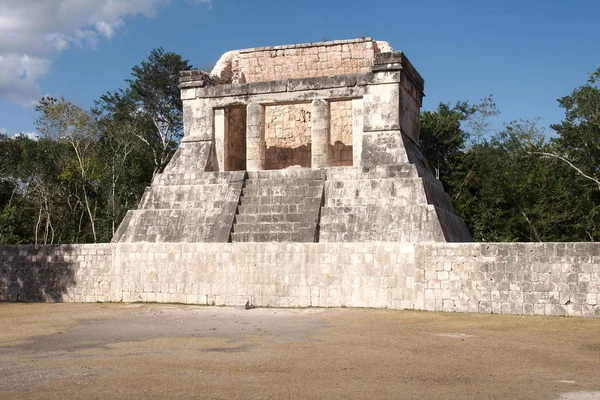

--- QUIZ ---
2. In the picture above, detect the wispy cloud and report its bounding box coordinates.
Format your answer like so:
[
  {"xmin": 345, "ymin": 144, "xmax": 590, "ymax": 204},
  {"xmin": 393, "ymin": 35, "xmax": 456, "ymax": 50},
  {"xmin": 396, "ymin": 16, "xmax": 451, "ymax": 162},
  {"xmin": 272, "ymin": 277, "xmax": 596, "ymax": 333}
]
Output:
[{"xmin": 0, "ymin": 0, "xmax": 187, "ymax": 106}]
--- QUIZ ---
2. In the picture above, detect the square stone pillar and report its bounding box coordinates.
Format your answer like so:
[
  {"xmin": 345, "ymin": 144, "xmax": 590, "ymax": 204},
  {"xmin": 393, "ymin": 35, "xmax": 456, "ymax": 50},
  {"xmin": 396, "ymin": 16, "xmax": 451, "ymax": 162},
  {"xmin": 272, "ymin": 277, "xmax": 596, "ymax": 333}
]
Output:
[
  {"xmin": 352, "ymin": 99, "xmax": 363, "ymax": 167},
  {"xmin": 246, "ymin": 103, "xmax": 265, "ymax": 171},
  {"xmin": 311, "ymin": 99, "xmax": 330, "ymax": 168},
  {"xmin": 214, "ymin": 109, "xmax": 227, "ymax": 171},
  {"xmin": 361, "ymin": 81, "xmax": 409, "ymax": 166},
  {"xmin": 182, "ymin": 98, "xmax": 213, "ymax": 141}
]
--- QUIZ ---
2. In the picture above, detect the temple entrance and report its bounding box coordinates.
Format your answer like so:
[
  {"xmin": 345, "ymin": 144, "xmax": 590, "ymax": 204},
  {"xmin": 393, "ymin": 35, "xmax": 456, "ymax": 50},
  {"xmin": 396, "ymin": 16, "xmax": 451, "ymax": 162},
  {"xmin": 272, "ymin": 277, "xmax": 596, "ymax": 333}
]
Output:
[
  {"xmin": 215, "ymin": 106, "xmax": 247, "ymax": 171},
  {"xmin": 328, "ymin": 100, "xmax": 353, "ymax": 167},
  {"xmin": 264, "ymin": 103, "xmax": 312, "ymax": 169}
]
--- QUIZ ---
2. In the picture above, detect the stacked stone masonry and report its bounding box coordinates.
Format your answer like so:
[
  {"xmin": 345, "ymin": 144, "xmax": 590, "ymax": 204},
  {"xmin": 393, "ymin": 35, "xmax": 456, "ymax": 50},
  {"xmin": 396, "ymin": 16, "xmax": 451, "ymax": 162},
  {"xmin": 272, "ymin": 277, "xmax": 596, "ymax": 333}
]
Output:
[
  {"xmin": 2, "ymin": 243, "xmax": 599, "ymax": 317},
  {"xmin": 264, "ymin": 103, "xmax": 312, "ymax": 169},
  {"xmin": 118, "ymin": 38, "xmax": 468, "ymax": 245},
  {"xmin": 211, "ymin": 38, "xmax": 391, "ymax": 84},
  {"xmin": 329, "ymin": 100, "xmax": 353, "ymax": 166},
  {"xmin": 231, "ymin": 169, "xmax": 325, "ymax": 243},
  {"xmin": 0, "ymin": 244, "xmax": 114, "ymax": 303}
]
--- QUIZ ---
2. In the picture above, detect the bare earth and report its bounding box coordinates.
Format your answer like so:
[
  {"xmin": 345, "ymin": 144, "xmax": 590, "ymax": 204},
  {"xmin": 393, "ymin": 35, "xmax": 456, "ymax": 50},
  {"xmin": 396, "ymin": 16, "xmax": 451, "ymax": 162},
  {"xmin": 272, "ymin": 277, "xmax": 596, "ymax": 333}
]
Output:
[{"xmin": 1, "ymin": 303, "xmax": 599, "ymax": 400}]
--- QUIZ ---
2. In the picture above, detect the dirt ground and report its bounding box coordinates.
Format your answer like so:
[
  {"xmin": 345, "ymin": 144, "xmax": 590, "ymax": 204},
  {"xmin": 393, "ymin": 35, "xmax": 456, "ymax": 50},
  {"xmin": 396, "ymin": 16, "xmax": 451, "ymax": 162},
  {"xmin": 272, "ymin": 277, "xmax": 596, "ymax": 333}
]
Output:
[{"xmin": 0, "ymin": 303, "xmax": 599, "ymax": 400}]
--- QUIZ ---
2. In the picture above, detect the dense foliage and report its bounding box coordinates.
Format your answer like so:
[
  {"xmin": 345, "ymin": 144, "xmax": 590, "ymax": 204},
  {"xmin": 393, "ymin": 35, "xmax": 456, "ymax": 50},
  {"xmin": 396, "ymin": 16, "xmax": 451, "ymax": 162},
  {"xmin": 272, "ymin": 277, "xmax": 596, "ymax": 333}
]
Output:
[
  {"xmin": 1, "ymin": 51, "xmax": 599, "ymax": 243},
  {"xmin": 0, "ymin": 48, "xmax": 191, "ymax": 244},
  {"xmin": 420, "ymin": 69, "xmax": 600, "ymax": 241}
]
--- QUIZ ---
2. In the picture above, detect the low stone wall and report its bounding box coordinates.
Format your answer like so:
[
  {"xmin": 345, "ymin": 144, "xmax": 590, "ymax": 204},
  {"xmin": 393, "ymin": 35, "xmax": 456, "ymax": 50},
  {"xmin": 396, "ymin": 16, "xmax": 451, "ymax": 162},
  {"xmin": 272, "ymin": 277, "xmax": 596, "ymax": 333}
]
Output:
[
  {"xmin": 418, "ymin": 243, "xmax": 599, "ymax": 317},
  {"xmin": 1, "ymin": 242, "xmax": 599, "ymax": 317},
  {"xmin": 0, "ymin": 244, "xmax": 114, "ymax": 302}
]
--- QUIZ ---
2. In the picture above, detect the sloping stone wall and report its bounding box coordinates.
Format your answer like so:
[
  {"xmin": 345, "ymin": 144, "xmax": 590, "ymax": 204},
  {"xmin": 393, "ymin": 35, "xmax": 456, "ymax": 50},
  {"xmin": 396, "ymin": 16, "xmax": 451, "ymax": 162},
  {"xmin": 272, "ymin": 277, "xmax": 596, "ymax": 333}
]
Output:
[{"xmin": 1, "ymin": 242, "xmax": 599, "ymax": 317}]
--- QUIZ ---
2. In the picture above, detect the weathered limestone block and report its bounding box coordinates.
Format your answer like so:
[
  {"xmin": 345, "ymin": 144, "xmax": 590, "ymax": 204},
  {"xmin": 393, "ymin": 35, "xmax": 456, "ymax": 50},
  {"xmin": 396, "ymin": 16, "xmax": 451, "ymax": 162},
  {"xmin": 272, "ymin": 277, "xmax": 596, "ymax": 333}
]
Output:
[
  {"xmin": 363, "ymin": 83, "xmax": 401, "ymax": 132},
  {"xmin": 183, "ymin": 98, "xmax": 213, "ymax": 141},
  {"xmin": 211, "ymin": 38, "xmax": 384, "ymax": 84}
]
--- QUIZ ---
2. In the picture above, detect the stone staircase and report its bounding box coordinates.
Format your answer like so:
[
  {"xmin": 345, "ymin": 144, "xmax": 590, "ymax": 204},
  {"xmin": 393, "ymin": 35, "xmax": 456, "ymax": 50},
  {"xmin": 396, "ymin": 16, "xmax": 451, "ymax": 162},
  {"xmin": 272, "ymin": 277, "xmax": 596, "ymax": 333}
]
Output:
[
  {"xmin": 319, "ymin": 164, "xmax": 471, "ymax": 242},
  {"xmin": 113, "ymin": 171, "xmax": 244, "ymax": 243},
  {"xmin": 231, "ymin": 169, "xmax": 325, "ymax": 242}
]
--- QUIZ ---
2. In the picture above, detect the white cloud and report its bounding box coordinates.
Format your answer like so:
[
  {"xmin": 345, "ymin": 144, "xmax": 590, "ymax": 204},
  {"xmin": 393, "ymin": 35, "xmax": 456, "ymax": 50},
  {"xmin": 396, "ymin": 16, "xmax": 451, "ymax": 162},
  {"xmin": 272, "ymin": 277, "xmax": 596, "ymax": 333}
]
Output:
[
  {"xmin": 0, "ymin": 127, "xmax": 7, "ymax": 134},
  {"xmin": 0, "ymin": 0, "xmax": 172, "ymax": 106},
  {"xmin": 11, "ymin": 132, "xmax": 39, "ymax": 141}
]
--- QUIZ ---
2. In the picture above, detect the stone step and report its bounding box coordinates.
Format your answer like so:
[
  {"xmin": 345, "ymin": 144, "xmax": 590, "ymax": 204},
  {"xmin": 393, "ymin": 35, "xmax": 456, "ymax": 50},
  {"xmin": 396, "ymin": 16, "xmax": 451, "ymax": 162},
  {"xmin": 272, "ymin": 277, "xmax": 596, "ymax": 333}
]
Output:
[
  {"xmin": 326, "ymin": 164, "xmax": 419, "ymax": 181},
  {"xmin": 246, "ymin": 168, "xmax": 325, "ymax": 180},
  {"xmin": 325, "ymin": 177, "xmax": 422, "ymax": 187},
  {"xmin": 235, "ymin": 213, "xmax": 303, "ymax": 224},
  {"xmin": 320, "ymin": 206, "xmax": 367, "ymax": 216},
  {"xmin": 320, "ymin": 207, "xmax": 435, "ymax": 226},
  {"xmin": 232, "ymin": 222, "xmax": 301, "ymax": 234},
  {"xmin": 153, "ymin": 171, "xmax": 244, "ymax": 186},
  {"xmin": 241, "ymin": 186, "xmax": 321, "ymax": 198},
  {"xmin": 140, "ymin": 185, "xmax": 232, "ymax": 209},
  {"xmin": 324, "ymin": 191, "xmax": 426, "ymax": 203},
  {"xmin": 319, "ymin": 229, "xmax": 435, "ymax": 243},
  {"xmin": 243, "ymin": 178, "xmax": 324, "ymax": 188},
  {"xmin": 118, "ymin": 210, "xmax": 224, "ymax": 243},
  {"xmin": 237, "ymin": 204, "xmax": 302, "ymax": 215},
  {"xmin": 154, "ymin": 175, "xmax": 230, "ymax": 186},
  {"xmin": 324, "ymin": 196, "xmax": 420, "ymax": 207},
  {"xmin": 231, "ymin": 232, "xmax": 297, "ymax": 242},
  {"xmin": 240, "ymin": 196, "xmax": 308, "ymax": 206}
]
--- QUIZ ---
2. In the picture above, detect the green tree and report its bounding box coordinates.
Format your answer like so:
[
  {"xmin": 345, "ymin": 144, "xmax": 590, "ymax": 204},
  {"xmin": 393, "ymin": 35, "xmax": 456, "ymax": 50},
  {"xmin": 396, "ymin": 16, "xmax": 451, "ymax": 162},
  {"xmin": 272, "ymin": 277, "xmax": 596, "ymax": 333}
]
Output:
[
  {"xmin": 98, "ymin": 48, "xmax": 193, "ymax": 177},
  {"xmin": 547, "ymin": 67, "xmax": 600, "ymax": 239},
  {"xmin": 35, "ymin": 97, "xmax": 101, "ymax": 242},
  {"xmin": 419, "ymin": 102, "xmax": 472, "ymax": 180}
]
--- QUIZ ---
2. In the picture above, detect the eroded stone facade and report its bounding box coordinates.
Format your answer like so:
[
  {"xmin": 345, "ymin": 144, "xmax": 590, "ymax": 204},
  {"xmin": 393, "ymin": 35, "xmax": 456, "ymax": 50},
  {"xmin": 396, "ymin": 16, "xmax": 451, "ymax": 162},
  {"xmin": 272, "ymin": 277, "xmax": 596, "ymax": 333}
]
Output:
[
  {"xmin": 114, "ymin": 37, "xmax": 474, "ymax": 245},
  {"xmin": 212, "ymin": 38, "xmax": 392, "ymax": 84},
  {"xmin": 329, "ymin": 100, "xmax": 353, "ymax": 166},
  {"xmin": 264, "ymin": 103, "xmax": 312, "ymax": 169},
  {"xmin": 2, "ymin": 242, "xmax": 599, "ymax": 318}
]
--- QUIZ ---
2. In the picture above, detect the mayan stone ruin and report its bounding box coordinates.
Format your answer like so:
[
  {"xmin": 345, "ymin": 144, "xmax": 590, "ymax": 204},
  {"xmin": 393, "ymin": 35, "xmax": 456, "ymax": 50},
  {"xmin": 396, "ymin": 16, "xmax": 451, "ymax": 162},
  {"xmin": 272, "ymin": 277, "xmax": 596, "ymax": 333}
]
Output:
[
  {"xmin": 113, "ymin": 37, "xmax": 472, "ymax": 244},
  {"xmin": 1, "ymin": 38, "xmax": 599, "ymax": 318}
]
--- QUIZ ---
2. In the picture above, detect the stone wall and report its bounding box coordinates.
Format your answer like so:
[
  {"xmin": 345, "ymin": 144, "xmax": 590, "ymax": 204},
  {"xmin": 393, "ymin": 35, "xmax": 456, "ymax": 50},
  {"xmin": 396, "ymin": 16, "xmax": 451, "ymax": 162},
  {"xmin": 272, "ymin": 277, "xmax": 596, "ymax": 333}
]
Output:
[
  {"xmin": 264, "ymin": 103, "xmax": 312, "ymax": 169},
  {"xmin": 418, "ymin": 243, "xmax": 600, "ymax": 317},
  {"xmin": 329, "ymin": 100, "xmax": 353, "ymax": 166},
  {"xmin": 0, "ymin": 244, "xmax": 114, "ymax": 303},
  {"xmin": 2, "ymin": 242, "xmax": 598, "ymax": 317},
  {"xmin": 115, "ymin": 242, "xmax": 600, "ymax": 317},
  {"xmin": 212, "ymin": 38, "xmax": 389, "ymax": 84}
]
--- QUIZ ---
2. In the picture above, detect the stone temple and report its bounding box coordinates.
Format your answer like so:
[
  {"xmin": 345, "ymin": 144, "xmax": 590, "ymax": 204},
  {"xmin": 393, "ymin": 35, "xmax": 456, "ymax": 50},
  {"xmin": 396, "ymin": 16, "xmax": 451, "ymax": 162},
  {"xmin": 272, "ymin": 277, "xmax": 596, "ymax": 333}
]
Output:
[
  {"xmin": 4, "ymin": 39, "xmax": 600, "ymax": 317},
  {"xmin": 114, "ymin": 37, "xmax": 471, "ymax": 244}
]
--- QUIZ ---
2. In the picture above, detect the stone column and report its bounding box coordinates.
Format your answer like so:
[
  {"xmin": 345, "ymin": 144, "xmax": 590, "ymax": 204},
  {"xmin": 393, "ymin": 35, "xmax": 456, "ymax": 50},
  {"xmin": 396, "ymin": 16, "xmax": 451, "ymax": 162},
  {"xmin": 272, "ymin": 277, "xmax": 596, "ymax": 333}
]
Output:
[
  {"xmin": 311, "ymin": 99, "xmax": 330, "ymax": 168},
  {"xmin": 246, "ymin": 103, "xmax": 265, "ymax": 171},
  {"xmin": 214, "ymin": 108, "xmax": 227, "ymax": 171}
]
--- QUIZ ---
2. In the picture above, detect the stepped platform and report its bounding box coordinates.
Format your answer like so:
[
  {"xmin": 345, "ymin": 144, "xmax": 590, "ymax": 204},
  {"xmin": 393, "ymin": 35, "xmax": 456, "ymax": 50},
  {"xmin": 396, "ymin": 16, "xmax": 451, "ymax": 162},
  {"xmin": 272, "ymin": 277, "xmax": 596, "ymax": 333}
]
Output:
[{"xmin": 231, "ymin": 169, "xmax": 325, "ymax": 242}]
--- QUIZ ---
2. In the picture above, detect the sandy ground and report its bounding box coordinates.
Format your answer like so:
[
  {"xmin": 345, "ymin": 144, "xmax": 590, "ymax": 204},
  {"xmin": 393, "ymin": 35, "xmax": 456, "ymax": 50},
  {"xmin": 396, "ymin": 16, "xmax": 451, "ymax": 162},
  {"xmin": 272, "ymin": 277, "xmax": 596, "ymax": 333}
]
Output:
[{"xmin": 1, "ymin": 303, "xmax": 599, "ymax": 400}]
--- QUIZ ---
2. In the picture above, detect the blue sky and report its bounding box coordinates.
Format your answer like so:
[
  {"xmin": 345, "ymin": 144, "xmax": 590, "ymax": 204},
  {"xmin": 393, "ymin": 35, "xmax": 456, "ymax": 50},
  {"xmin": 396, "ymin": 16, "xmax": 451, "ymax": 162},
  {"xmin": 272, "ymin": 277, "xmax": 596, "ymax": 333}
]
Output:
[{"xmin": 1, "ymin": 0, "xmax": 599, "ymax": 138}]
